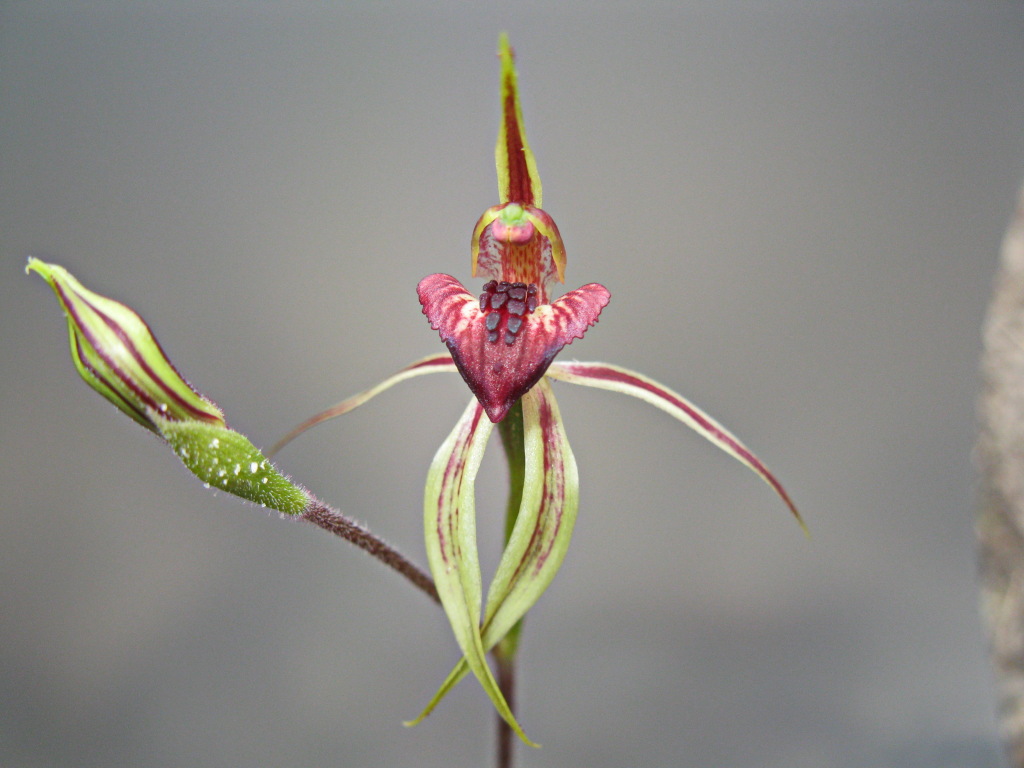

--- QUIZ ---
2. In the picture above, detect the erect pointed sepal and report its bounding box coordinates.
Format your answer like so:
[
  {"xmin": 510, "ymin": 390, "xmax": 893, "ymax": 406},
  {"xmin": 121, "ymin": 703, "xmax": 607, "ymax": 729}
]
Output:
[
  {"xmin": 29, "ymin": 258, "xmax": 311, "ymax": 515},
  {"xmin": 496, "ymin": 32, "xmax": 541, "ymax": 207},
  {"xmin": 418, "ymin": 273, "xmax": 610, "ymax": 422},
  {"xmin": 416, "ymin": 397, "xmax": 537, "ymax": 746},
  {"xmin": 472, "ymin": 36, "xmax": 568, "ymax": 302}
]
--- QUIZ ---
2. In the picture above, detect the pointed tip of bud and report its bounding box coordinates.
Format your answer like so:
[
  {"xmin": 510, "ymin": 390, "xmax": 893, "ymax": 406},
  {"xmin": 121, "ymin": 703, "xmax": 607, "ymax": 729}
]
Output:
[{"xmin": 29, "ymin": 258, "xmax": 226, "ymax": 431}]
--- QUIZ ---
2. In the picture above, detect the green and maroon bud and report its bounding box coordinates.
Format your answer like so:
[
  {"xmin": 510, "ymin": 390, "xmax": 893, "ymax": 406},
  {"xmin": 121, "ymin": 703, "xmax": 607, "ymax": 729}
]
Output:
[
  {"xmin": 27, "ymin": 258, "xmax": 225, "ymax": 432},
  {"xmin": 28, "ymin": 258, "xmax": 308, "ymax": 514}
]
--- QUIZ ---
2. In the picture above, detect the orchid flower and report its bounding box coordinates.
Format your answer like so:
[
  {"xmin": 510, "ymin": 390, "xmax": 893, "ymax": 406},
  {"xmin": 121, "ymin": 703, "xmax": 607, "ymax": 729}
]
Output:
[{"xmin": 273, "ymin": 34, "xmax": 803, "ymax": 745}]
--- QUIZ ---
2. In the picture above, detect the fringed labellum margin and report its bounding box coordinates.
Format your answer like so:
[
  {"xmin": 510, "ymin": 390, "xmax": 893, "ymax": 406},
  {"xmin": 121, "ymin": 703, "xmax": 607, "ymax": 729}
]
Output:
[{"xmin": 418, "ymin": 274, "xmax": 609, "ymax": 423}]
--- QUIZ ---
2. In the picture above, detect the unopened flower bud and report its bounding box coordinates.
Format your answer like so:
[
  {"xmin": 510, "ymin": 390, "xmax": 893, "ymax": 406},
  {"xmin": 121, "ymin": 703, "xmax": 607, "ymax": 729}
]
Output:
[
  {"xmin": 27, "ymin": 258, "xmax": 225, "ymax": 432},
  {"xmin": 28, "ymin": 258, "xmax": 309, "ymax": 514}
]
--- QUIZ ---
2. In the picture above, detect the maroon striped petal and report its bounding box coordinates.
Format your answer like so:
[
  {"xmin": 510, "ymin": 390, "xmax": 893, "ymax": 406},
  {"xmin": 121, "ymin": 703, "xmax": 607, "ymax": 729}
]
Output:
[
  {"xmin": 418, "ymin": 396, "xmax": 535, "ymax": 744},
  {"xmin": 547, "ymin": 361, "xmax": 805, "ymax": 530},
  {"xmin": 408, "ymin": 378, "xmax": 577, "ymax": 726},
  {"xmin": 417, "ymin": 273, "xmax": 610, "ymax": 422}
]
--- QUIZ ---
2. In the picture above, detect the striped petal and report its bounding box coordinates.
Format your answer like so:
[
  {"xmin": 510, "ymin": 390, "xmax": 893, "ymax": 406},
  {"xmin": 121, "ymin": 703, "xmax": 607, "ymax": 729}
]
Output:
[
  {"xmin": 418, "ymin": 273, "xmax": 610, "ymax": 423},
  {"xmin": 408, "ymin": 378, "xmax": 577, "ymax": 727},
  {"xmin": 419, "ymin": 397, "xmax": 536, "ymax": 746},
  {"xmin": 481, "ymin": 379, "xmax": 576, "ymax": 648},
  {"xmin": 547, "ymin": 361, "xmax": 805, "ymax": 530},
  {"xmin": 270, "ymin": 354, "xmax": 457, "ymax": 455}
]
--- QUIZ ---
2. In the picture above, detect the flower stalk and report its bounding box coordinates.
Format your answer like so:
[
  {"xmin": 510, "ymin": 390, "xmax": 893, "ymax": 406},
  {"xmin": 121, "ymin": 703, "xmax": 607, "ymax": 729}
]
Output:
[{"xmin": 494, "ymin": 397, "xmax": 527, "ymax": 766}]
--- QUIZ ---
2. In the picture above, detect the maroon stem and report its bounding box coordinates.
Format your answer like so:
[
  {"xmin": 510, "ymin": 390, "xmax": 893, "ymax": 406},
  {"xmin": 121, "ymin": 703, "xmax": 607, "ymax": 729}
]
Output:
[
  {"xmin": 300, "ymin": 498, "xmax": 439, "ymax": 604},
  {"xmin": 495, "ymin": 649, "xmax": 516, "ymax": 768}
]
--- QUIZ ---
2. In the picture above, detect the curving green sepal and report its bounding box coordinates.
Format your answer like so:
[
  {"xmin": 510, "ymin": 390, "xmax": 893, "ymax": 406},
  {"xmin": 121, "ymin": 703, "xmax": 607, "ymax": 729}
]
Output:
[
  {"xmin": 407, "ymin": 379, "xmax": 577, "ymax": 726},
  {"xmin": 414, "ymin": 396, "xmax": 537, "ymax": 746}
]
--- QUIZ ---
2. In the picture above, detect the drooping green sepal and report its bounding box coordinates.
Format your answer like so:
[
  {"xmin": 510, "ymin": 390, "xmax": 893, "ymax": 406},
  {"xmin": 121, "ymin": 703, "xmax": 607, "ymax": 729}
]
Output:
[
  {"xmin": 155, "ymin": 417, "xmax": 309, "ymax": 515},
  {"xmin": 271, "ymin": 354, "xmax": 457, "ymax": 456},
  {"xmin": 479, "ymin": 378, "xmax": 577, "ymax": 651},
  {"xmin": 547, "ymin": 361, "xmax": 805, "ymax": 532},
  {"xmin": 408, "ymin": 379, "xmax": 577, "ymax": 726},
  {"xmin": 412, "ymin": 396, "xmax": 537, "ymax": 746}
]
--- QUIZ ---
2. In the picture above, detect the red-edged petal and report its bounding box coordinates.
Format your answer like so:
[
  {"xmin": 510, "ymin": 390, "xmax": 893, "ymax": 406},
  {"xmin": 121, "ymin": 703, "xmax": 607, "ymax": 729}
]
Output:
[
  {"xmin": 417, "ymin": 274, "xmax": 610, "ymax": 422},
  {"xmin": 546, "ymin": 361, "xmax": 805, "ymax": 530},
  {"xmin": 417, "ymin": 396, "xmax": 533, "ymax": 744},
  {"xmin": 407, "ymin": 378, "xmax": 578, "ymax": 727}
]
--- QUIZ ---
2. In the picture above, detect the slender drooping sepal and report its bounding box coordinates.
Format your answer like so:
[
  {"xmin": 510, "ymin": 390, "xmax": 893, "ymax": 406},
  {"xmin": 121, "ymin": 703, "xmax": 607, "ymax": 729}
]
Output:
[
  {"xmin": 547, "ymin": 361, "xmax": 805, "ymax": 531},
  {"xmin": 415, "ymin": 397, "xmax": 536, "ymax": 746},
  {"xmin": 496, "ymin": 32, "xmax": 541, "ymax": 208},
  {"xmin": 28, "ymin": 258, "xmax": 310, "ymax": 514},
  {"xmin": 408, "ymin": 379, "xmax": 578, "ymax": 723},
  {"xmin": 481, "ymin": 378, "xmax": 577, "ymax": 649},
  {"xmin": 271, "ymin": 354, "xmax": 458, "ymax": 456}
]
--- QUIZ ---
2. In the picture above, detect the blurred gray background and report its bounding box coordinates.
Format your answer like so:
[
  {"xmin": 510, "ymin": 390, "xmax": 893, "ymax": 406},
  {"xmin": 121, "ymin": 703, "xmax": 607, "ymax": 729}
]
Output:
[{"xmin": 2, "ymin": 3, "xmax": 1021, "ymax": 767}]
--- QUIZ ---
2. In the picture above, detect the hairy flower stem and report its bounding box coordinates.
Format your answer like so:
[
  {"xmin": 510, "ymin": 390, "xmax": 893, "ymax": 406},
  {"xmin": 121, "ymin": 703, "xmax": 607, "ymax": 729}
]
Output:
[
  {"xmin": 494, "ymin": 399, "xmax": 527, "ymax": 768},
  {"xmin": 494, "ymin": 647, "xmax": 517, "ymax": 768},
  {"xmin": 301, "ymin": 498, "xmax": 439, "ymax": 604}
]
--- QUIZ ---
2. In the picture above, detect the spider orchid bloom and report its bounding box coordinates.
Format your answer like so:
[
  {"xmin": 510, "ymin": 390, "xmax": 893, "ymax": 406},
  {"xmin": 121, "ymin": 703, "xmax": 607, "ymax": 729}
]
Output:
[{"xmin": 274, "ymin": 35, "xmax": 803, "ymax": 745}]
